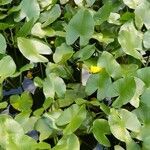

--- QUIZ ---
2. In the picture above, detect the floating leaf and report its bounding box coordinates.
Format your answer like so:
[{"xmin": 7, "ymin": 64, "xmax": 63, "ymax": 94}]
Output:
[
  {"xmin": 136, "ymin": 67, "xmax": 150, "ymax": 87},
  {"xmin": 43, "ymin": 74, "xmax": 66, "ymax": 99},
  {"xmin": 0, "ymin": 33, "xmax": 6, "ymax": 54},
  {"xmin": 118, "ymin": 21, "xmax": 143, "ymax": 61},
  {"xmin": 97, "ymin": 51, "xmax": 122, "ymax": 79},
  {"xmin": 0, "ymin": 56, "xmax": 16, "ymax": 82},
  {"xmin": 135, "ymin": 1, "xmax": 150, "ymax": 29},
  {"xmin": 10, "ymin": 92, "xmax": 33, "ymax": 112},
  {"xmin": 93, "ymin": 119, "xmax": 111, "ymax": 147},
  {"xmin": 15, "ymin": 0, "xmax": 40, "ymax": 22},
  {"xmin": 143, "ymin": 29, "xmax": 150, "ymax": 49},
  {"xmin": 63, "ymin": 104, "xmax": 87, "ymax": 135},
  {"xmin": 40, "ymin": 4, "xmax": 61, "ymax": 28},
  {"xmin": 17, "ymin": 37, "xmax": 52, "ymax": 62},
  {"xmin": 108, "ymin": 77, "xmax": 136, "ymax": 108},
  {"xmin": 53, "ymin": 43, "xmax": 74, "ymax": 64},
  {"xmin": 66, "ymin": 8, "xmax": 94, "ymax": 46},
  {"xmin": 53, "ymin": 134, "xmax": 80, "ymax": 150},
  {"xmin": 34, "ymin": 117, "xmax": 53, "ymax": 141},
  {"xmin": 31, "ymin": 22, "xmax": 56, "ymax": 38},
  {"xmin": 73, "ymin": 44, "xmax": 95, "ymax": 61},
  {"xmin": 123, "ymin": 0, "xmax": 141, "ymax": 9}
]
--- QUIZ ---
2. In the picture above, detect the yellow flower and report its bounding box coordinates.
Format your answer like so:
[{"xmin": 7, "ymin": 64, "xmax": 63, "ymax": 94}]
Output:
[{"xmin": 89, "ymin": 66, "xmax": 103, "ymax": 73}]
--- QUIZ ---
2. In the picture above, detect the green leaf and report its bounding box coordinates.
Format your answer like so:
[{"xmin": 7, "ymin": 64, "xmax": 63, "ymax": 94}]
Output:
[
  {"xmin": 97, "ymin": 51, "xmax": 122, "ymax": 79},
  {"xmin": 109, "ymin": 77, "xmax": 136, "ymax": 108},
  {"xmin": 136, "ymin": 67, "xmax": 150, "ymax": 87},
  {"xmin": 33, "ymin": 142, "xmax": 51, "ymax": 150},
  {"xmin": 56, "ymin": 104, "xmax": 80, "ymax": 126},
  {"xmin": 46, "ymin": 62, "xmax": 71, "ymax": 79},
  {"xmin": 73, "ymin": 44, "xmax": 95, "ymax": 61},
  {"xmin": 0, "ymin": 33, "xmax": 6, "ymax": 54},
  {"xmin": 141, "ymin": 87, "xmax": 150, "ymax": 107},
  {"xmin": 0, "ymin": 101, "xmax": 8, "ymax": 109},
  {"xmin": 63, "ymin": 104, "xmax": 87, "ymax": 135},
  {"xmin": 143, "ymin": 29, "xmax": 150, "ymax": 49},
  {"xmin": 94, "ymin": 1, "xmax": 114, "ymax": 25},
  {"xmin": 53, "ymin": 134, "xmax": 80, "ymax": 150},
  {"xmin": 0, "ymin": 0, "xmax": 12, "ymax": 5},
  {"xmin": 43, "ymin": 74, "xmax": 66, "ymax": 99},
  {"xmin": 15, "ymin": 0, "xmax": 40, "ymax": 22},
  {"xmin": 34, "ymin": 117, "xmax": 53, "ymax": 141},
  {"xmin": 93, "ymin": 119, "xmax": 111, "ymax": 147},
  {"xmin": 97, "ymin": 71, "xmax": 112, "ymax": 100},
  {"xmin": 123, "ymin": 0, "xmax": 141, "ymax": 9},
  {"xmin": 119, "ymin": 109, "xmax": 141, "ymax": 132},
  {"xmin": 17, "ymin": 18, "xmax": 35, "ymax": 37},
  {"xmin": 31, "ymin": 22, "xmax": 56, "ymax": 38},
  {"xmin": 15, "ymin": 112, "xmax": 37, "ymax": 133},
  {"xmin": 66, "ymin": 8, "xmax": 94, "ymax": 46},
  {"xmin": 108, "ymin": 12, "xmax": 121, "ymax": 25},
  {"xmin": 118, "ymin": 21, "xmax": 143, "ymax": 61},
  {"xmin": 10, "ymin": 92, "xmax": 33, "ymax": 112},
  {"xmin": 135, "ymin": 1, "xmax": 150, "ymax": 29},
  {"xmin": 43, "ymin": 98, "xmax": 53, "ymax": 110},
  {"xmin": 53, "ymin": 43, "xmax": 74, "ymax": 64},
  {"xmin": 0, "ymin": 115, "xmax": 24, "ymax": 149},
  {"xmin": 40, "ymin": 4, "xmax": 61, "ymax": 28},
  {"xmin": 17, "ymin": 37, "xmax": 52, "ymax": 62},
  {"xmin": 130, "ymin": 77, "xmax": 145, "ymax": 108},
  {"xmin": 0, "ymin": 56, "xmax": 16, "ymax": 82},
  {"xmin": 85, "ymin": 74, "xmax": 99, "ymax": 96},
  {"xmin": 108, "ymin": 108, "xmax": 132, "ymax": 142},
  {"xmin": 114, "ymin": 145, "xmax": 125, "ymax": 150}
]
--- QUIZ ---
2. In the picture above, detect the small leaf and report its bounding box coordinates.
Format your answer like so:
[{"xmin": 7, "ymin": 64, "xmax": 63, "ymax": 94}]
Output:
[
  {"xmin": 118, "ymin": 21, "xmax": 143, "ymax": 61},
  {"xmin": 15, "ymin": 0, "xmax": 40, "ymax": 22},
  {"xmin": 53, "ymin": 134, "xmax": 80, "ymax": 150},
  {"xmin": 56, "ymin": 104, "xmax": 80, "ymax": 126},
  {"xmin": 34, "ymin": 117, "xmax": 53, "ymax": 141},
  {"xmin": 10, "ymin": 92, "xmax": 33, "ymax": 112},
  {"xmin": 40, "ymin": 4, "xmax": 61, "ymax": 28},
  {"xmin": 43, "ymin": 74, "xmax": 66, "ymax": 99},
  {"xmin": 141, "ymin": 87, "xmax": 150, "ymax": 107},
  {"xmin": 17, "ymin": 37, "xmax": 52, "ymax": 62},
  {"xmin": 94, "ymin": 1, "xmax": 114, "ymax": 25},
  {"xmin": 73, "ymin": 44, "xmax": 95, "ymax": 61},
  {"xmin": 0, "ymin": 33, "xmax": 6, "ymax": 54},
  {"xmin": 66, "ymin": 8, "xmax": 94, "ymax": 46},
  {"xmin": 136, "ymin": 67, "xmax": 150, "ymax": 87},
  {"xmin": 63, "ymin": 104, "xmax": 87, "ymax": 135},
  {"xmin": 97, "ymin": 51, "xmax": 122, "ymax": 79},
  {"xmin": 53, "ymin": 43, "xmax": 74, "ymax": 64},
  {"xmin": 31, "ymin": 22, "xmax": 56, "ymax": 38},
  {"xmin": 108, "ymin": 108, "xmax": 131, "ymax": 142},
  {"xmin": 143, "ymin": 29, "xmax": 150, "ymax": 49},
  {"xmin": 0, "ymin": 101, "xmax": 8, "ymax": 109},
  {"xmin": 93, "ymin": 119, "xmax": 111, "ymax": 147},
  {"xmin": 0, "ymin": 56, "xmax": 16, "ymax": 82},
  {"xmin": 17, "ymin": 18, "xmax": 35, "ymax": 37},
  {"xmin": 123, "ymin": 0, "xmax": 141, "ymax": 9},
  {"xmin": 111, "ymin": 77, "xmax": 136, "ymax": 108},
  {"xmin": 135, "ymin": 1, "xmax": 150, "ymax": 29},
  {"xmin": 130, "ymin": 77, "xmax": 145, "ymax": 108}
]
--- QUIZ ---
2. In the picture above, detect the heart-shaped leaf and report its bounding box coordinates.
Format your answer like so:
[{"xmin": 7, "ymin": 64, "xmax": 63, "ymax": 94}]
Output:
[
  {"xmin": 17, "ymin": 37, "xmax": 52, "ymax": 62},
  {"xmin": 93, "ymin": 119, "xmax": 111, "ymax": 147},
  {"xmin": 66, "ymin": 8, "xmax": 94, "ymax": 46}
]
